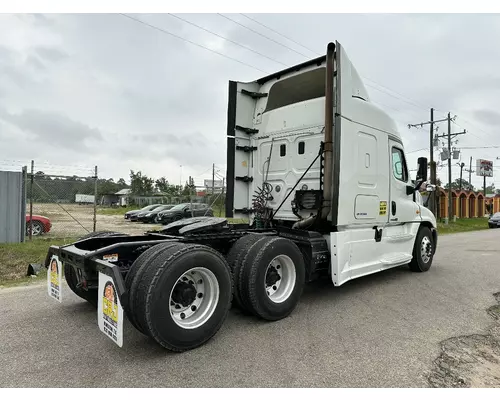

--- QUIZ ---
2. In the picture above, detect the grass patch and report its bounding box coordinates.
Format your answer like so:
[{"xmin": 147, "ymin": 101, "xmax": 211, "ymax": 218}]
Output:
[
  {"xmin": 97, "ymin": 206, "xmax": 137, "ymax": 216},
  {"xmin": 437, "ymin": 217, "xmax": 489, "ymax": 235},
  {"xmin": 0, "ymin": 237, "xmax": 77, "ymax": 286}
]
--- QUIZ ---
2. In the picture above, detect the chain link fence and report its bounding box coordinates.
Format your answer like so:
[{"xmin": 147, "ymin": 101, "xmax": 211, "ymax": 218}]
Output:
[
  {"xmin": 1, "ymin": 158, "xmax": 239, "ymax": 242},
  {"xmin": 27, "ymin": 161, "xmax": 97, "ymax": 240}
]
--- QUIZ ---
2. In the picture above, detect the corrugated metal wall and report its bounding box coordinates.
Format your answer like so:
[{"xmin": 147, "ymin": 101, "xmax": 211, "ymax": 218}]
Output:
[{"xmin": 0, "ymin": 168, "xmax": 27, "ymax": 243}]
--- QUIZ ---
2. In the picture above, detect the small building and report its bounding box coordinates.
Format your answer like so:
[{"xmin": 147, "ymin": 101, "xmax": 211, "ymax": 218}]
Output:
[
  {"xmin": 100, "ymin": 188, "xmax": 131, "ymax": 207},
  {"xmin": 116, "ymin": 188, "xmax": 132, "ymax": 206}
]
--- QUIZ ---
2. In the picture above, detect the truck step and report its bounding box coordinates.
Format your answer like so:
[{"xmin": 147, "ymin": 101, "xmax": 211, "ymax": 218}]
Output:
[{"xmin": 380, "ymin": 253, "xmax": 412, "ymax": 266}]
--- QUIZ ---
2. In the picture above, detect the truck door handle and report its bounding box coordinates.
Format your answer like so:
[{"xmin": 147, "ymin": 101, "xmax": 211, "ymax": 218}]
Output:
[{"xmin": 392, "ymin": 201, "xmax": 396, "ymax": 216}]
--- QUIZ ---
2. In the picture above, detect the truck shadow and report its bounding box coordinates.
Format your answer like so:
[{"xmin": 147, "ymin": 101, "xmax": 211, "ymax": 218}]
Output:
[{"xmin": 61, "ymin": 264, "xmax": 418, "ymax": 360}]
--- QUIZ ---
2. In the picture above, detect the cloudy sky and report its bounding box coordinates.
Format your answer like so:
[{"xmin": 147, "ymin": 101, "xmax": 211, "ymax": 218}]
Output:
[{"xmin": 1, "ymin": 13, "xmax": 500, "ymax": 189}]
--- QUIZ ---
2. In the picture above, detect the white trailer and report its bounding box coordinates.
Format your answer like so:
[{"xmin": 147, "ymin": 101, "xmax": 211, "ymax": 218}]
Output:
[{"xmin": 75, "ymin": 194, "xmax": 95, "ymax": 204}]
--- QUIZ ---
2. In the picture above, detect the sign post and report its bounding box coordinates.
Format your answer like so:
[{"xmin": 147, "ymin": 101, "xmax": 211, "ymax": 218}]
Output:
[{"xmin": 476, "ymin": 159, "xmax": 493, "ymax": 217}]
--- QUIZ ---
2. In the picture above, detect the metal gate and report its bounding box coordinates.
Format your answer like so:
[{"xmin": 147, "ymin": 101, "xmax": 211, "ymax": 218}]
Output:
[{"xmin": 0, "ymin": 168, "xmax": 27, "ymax": 243}]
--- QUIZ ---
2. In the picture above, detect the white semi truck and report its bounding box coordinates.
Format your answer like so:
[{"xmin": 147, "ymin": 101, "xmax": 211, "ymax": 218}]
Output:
[{"xmin": 44, "ymin": 41, "xmax": 437, "ymax": 352}]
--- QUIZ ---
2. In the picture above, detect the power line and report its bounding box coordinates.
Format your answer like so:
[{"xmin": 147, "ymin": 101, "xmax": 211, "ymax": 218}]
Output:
[
  {"xmin": 123, "ymin": 12, "xmax": 498, "ymax": 154},
  {"xmin": 233, "ymin": 14, "xmax": 434, "ymax": 115},
  {"xmin": 459, "ymin": 146, "xmax": 500, "ymax": 150},
  {"xmin": 168, "ymin": 13, "xmax": 288, "ymax": 68},
  {"xmin": 452, "ymin": 120, "xmax": 500, "ymax": 161},
  {"xmin": 119, "ymin": 13, "xmax": 269, "ymax": 74},
  {"xmin": 406, "ymin": 147, "xmax": 429, "ymax": 154},
  {"xmin": 362, "ymin": 78, "xmax": 431, "ymax": 112},
  {"xmin": 239, "ymin": 13, "xmax": 318, "ymax": 56},
  {"xmin": 216, "ymin": 13, "xmax": 310, "ymax": 59},
  {"xmin": 454, "ymin": 116, "xmax": 500, "ymax": 145},
  {"xmin": 364, "ymin": 81, "xmax": 432, "ymax": 113}
]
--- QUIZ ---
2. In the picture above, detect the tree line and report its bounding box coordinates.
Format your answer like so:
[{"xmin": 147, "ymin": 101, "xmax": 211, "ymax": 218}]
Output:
[
  {"xmin": 29, "ymin": 170, "xmax": 199, "ymax": 203},
  {"xmin": 129, "ymin": 170, "xmax": 196, "ymax": 196},
  {"xmin": 443, "ymin": 178, "xmax": 497, "ymax": 194}
]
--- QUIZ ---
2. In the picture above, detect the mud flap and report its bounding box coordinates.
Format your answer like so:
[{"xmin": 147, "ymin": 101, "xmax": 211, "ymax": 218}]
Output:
[
  {"xmin": 47, "ymin": 255, "xmax": 63, "ymax": 303},
  {"xmin": 97, "ymin": 271, "xmax": 124, "ymax": 348}
]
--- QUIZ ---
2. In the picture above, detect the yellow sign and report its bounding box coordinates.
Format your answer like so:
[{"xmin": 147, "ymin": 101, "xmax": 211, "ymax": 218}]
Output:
[
  {"xmin": 103, "ymin": 297, "xmax": 119, "ymax": 322},
  {"xmin": 379, "ymin": 201, "xmax": 387, "ymax": 216},
  {"xmin": 103, "ymin": 283, "xmax": 119, "ymax": 323}
]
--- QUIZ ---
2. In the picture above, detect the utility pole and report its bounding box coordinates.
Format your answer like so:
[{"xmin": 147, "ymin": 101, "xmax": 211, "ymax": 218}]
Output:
[
  {"xmin": 429, "ymin": 108, "xmax": 436, "ymax": 216},
  {"xmin": 212, "ymin": 163, "xmax": 215, "ymax": 196},
  {"xmin": 458, "ymin": 162, "xmax": 465, "ymax": 216},
  {"xmin": 407, "ymin": 109, "xmax": 449, "ymax": 217},
  {"xmin": 433, "ymin": 114, "xmax": 466, "ymax": 223},
  {"xmin": 469, "ymin": 156, "xmax": 472, "ymax": 186},
  {"xmin": 93, "ymin": 165, "xmax": 98, "ymax": 232},
  {"xmin": 447, "ymin": 113, "xmax": 452, "ymax": 222},
  {"xmin": 29, "ymin": 160, "xmax": 34, "ymax": 241}
]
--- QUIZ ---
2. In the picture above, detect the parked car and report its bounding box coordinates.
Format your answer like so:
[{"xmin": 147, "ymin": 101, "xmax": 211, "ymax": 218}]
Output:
[
  {"xmin": 26, "ymin": 215, "xmax": 51, "ymax": 236},
  {"xmin": 157, "ymin": 203, "xmax": 214, "ymax": 224},
  {"xmin": 488, "ymin": 212, "xmax": 500, "ymax": 228},
  {"xmin": 125, "ymin": 204, "xmax": 162, "ymax": 221},
  {"xmin": 137, "ymin": 204, "xmax": 174, "ymax": 223}
]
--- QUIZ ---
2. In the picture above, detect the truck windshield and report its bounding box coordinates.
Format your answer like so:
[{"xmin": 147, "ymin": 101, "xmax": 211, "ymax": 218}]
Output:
[{"xmin": 264, "ymin": 67, "xmax": 326, "ymax": 113}]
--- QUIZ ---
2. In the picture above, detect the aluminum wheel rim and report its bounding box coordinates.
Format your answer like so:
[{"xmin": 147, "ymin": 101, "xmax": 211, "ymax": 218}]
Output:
[
  {"xmin": 264, "ymin": 255, "xmax": 296, "ymax": 304},
  {"xmin": 420, "ymin": 236, "xmax": 433, "ymax": 264},
  {"xmin": 28, "ymin": 223, "xmax": 42, "ymax": 236},
  {"xmin": 169, "ymin": 267, "xmax": 219, "ymax": 329}
]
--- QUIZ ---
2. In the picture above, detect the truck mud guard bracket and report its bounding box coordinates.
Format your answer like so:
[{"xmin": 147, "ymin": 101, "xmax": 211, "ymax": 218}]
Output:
[
  {"xmin": 235, "ymin": 125, "xmax": 259, "ymax": 135},
  {"xmin": 236, "ymin": 145, "xmax": 258, "ymax": 152},
  {"xmin": 94, "ymin": 259, "xmax": 129, "ymax": 308},
  {"xmin": 236, "ymin": 175, "xmax": 253, "ymax": 183},
  {"xmin": 241, "ymin": 89, "xmax": 268, "ymax": 99}
]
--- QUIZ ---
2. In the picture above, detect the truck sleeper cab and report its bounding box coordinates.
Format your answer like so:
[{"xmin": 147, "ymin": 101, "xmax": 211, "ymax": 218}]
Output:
[{"xmin": 44, "ymin": 41, "xmax": 437, "ymax": 353}]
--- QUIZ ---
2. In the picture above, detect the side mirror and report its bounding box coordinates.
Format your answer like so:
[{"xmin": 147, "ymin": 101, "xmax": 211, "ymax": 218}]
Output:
[{"xmin": 416, "ymin": 157, "xmax": 428, "ymax": 181}]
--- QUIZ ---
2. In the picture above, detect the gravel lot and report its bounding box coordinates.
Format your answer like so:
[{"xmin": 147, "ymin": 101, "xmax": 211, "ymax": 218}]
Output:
[
  {"xmin": 32, "ymin": 203, "xmax": 161, "ymax": 238},
  {"xmin": 1, "ymin": 229, "xmax": 500, "ymax": 387}
]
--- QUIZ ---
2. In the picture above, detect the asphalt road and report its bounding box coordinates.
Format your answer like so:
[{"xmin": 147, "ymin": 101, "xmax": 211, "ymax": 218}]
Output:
[{"xmin": 1, "ymin": 229, "xmax": 500, "ymax": 387}]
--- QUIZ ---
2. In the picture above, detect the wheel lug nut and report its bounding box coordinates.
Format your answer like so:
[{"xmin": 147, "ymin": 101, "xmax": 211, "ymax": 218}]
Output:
[
  {"xmin": 197, "ymin": 293, "xmax": 203, "ymax": 298},
  {"xmin": 180, "ymin": 313, "xmax": 185, "ymax": 319},
  {"xmin": 276, "ymin": 265, "xmax": 280, "ymax": 269},
  {"xmin": 198, "ymin": 279, "xmax": 203, "ymax": 284},
  {"xmin": 182, "ymin": 277, "xmax": 188, "ymax": 281},
  {"xmin": 191, "ymin": 271, "xmax": 195, "ymax": 274},
  {"xmin": 273, "ymin": 285, "xmax": 277, "ymax": 290},
  {"xmin": 191, "ymin": 305, "xmax": 197, "ymax": 311}
]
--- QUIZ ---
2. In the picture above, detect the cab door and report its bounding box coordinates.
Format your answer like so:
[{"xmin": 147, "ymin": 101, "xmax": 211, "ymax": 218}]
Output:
[{"xmin": 385, "ymin": 139, "xmax": 421, "ymax": 251}]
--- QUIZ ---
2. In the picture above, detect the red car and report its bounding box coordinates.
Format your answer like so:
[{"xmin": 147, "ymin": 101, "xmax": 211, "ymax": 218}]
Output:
[{"xmin": 26, "ymin": 215, "xmax": 52, "ymax": 236}]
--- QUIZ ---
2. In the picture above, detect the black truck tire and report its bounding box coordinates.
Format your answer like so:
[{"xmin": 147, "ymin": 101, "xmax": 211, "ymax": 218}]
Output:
[
  {"xmin": 64, "ymin": 231, "xmax": 129, "ymax": 308},
  {"xmin": 124, "ymin": 241, "xmax": 183, "ymax": 334},
  {"xmin": 409, "ymin": 226, "xmax": 434, "ymax": 272},
  {"xmin": 134, "ymin": 244, "xmax": 233, "ymax": 352},
  {"xmin": 239, "ymin": 236, "xmax": 306, "ymax": 321},
  {"xmin": 226, "ymin": 233, "xmax": 268, "ymax": 312}
]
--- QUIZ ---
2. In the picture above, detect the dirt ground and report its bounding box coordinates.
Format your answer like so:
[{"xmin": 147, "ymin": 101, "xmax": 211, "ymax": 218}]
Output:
[
  {"xmin": 428, "ymin": 292, "xmax": 500, "ymax": 387},
  {"xmin": 32, "ymin": 203, "xmax": 161, "ymax": 238}
]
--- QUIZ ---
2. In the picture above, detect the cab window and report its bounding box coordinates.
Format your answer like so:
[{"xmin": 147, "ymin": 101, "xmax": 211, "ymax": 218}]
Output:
[{"xmin": 391, "ymin": 147, "xmax": 408, "ymax": 182}]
